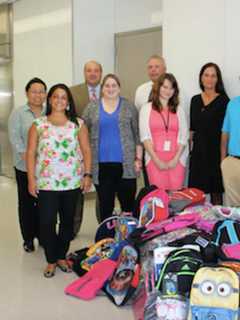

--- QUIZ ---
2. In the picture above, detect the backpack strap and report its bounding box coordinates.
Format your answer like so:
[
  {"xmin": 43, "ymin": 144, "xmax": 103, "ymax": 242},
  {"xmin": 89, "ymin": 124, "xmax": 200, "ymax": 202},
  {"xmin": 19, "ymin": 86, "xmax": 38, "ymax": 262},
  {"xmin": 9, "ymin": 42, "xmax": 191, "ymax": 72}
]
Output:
[{"xmin": 213, "ymin": 220, "xmax": 240, "ymax": 246}]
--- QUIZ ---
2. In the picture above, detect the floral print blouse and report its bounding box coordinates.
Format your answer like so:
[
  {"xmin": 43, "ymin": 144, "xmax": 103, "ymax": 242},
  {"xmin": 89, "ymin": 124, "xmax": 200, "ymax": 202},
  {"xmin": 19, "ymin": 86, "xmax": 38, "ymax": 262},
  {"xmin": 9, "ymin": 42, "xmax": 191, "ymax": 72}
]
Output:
[{"xmin": 34, "ymin": 116, "xmax": 83, "ymax": 191}]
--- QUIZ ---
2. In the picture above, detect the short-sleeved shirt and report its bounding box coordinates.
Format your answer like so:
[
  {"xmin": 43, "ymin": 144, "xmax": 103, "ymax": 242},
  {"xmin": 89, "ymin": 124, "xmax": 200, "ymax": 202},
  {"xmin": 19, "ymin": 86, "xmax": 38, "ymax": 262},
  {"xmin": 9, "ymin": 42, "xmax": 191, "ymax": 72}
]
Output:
[
  {"xmin": 34, "ymin": 116, "xmax": 83, "ymax": 191},
  {"xmin": 222, "ymin": 96, "xmax": 240, "ymax": 156}
]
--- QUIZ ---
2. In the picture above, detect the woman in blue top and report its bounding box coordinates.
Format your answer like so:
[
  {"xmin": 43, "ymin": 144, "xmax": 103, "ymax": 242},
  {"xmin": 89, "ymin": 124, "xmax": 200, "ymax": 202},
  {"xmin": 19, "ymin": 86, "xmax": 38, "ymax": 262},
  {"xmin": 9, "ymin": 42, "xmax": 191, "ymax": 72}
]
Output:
[{"xmin": 83, "ymin": 74, "xmax": 142, "ymax": 222}]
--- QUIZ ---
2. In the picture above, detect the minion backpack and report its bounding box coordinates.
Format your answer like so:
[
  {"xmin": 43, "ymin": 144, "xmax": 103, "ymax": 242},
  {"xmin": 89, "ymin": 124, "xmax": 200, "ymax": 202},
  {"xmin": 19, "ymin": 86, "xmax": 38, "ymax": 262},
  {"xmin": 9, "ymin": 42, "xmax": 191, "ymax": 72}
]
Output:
[{"xmin": 188, "ymin": 266, "xmax": 240, "ymax": 320}]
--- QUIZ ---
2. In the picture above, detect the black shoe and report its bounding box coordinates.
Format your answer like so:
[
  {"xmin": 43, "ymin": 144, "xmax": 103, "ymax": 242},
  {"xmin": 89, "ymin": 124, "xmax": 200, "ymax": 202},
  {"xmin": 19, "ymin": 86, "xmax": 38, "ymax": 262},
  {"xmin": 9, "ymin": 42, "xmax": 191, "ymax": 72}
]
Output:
[
  {"xmin": 23, "ymin": 241, "xmax": 35, "ymax": 253},
  {"xmin": 38, "ymin": 240, "xmax": 43, "ymax": 248}
]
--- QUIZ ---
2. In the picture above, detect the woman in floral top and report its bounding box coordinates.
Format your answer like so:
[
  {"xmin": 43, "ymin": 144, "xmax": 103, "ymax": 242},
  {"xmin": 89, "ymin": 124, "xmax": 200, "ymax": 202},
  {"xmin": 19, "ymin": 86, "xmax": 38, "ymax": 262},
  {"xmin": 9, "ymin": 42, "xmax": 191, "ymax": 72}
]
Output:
[{"xmin": 27, "ymin": 83, "xmax": 92, "ymax": 278}]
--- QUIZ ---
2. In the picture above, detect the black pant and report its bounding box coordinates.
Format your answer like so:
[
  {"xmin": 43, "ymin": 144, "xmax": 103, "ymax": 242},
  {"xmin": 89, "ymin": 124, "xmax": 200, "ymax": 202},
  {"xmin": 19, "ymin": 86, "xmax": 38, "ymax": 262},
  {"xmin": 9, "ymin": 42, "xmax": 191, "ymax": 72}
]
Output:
[
  {"xmin": 15, "ymin": 168, "xmax": 39, "ymax": 243},
  {"xmin": 72, "ymin": 191, "xmax": 84, "ymax": 237},
  {"xmin": 142, "ymin": 150, "xmax": 150, "ymax": 187},
  {"xmin": 95, "ymin": 163, "xmax": 137, "ymax": 222},
  {"xmin": 72, "ymin": 192, "xmax": 102, "ymax": 237},
  {"xmin": 38, "ymin": 188, "xmax": 80, "ymax": 264}
]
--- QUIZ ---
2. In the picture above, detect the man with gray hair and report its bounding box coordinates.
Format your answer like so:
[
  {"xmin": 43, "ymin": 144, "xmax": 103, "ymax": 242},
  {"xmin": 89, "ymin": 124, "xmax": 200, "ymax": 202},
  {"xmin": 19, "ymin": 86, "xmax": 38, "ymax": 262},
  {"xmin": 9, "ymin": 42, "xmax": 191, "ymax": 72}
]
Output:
[
  {"xmin": 135, "ymin": 55, "xmax": 166, "ymax": 186},
  {"xmin": 135, "ymin": 55, "xmax": 166, "ymax": 111},
  {"xmin": 71, "ymin": 60, "xmax": 102, "ymax": 116}
]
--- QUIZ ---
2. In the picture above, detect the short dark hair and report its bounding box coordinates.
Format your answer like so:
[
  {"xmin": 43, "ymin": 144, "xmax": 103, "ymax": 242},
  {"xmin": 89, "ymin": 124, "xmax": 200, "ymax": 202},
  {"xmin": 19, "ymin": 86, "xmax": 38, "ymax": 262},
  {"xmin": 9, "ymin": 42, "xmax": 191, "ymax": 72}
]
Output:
[
  {"xmin": 46, "ymin": 83, "xmax": 79, "ymax": 127},
  {"xmin": 25, "ymin": 77, "xmax": 47, "ymax": 92},
  {"xmin": 199, "ymin": 62, "xmax": 227, "ymax": 95},
  {"xmin": 151, "ymin": 73, "xmax": 179, "ymax": 113}
]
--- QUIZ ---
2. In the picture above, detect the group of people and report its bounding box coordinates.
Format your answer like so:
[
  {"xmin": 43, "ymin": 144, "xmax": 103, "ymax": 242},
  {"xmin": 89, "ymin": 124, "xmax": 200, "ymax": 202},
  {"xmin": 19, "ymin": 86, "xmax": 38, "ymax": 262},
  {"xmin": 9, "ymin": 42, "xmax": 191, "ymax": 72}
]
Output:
[{"xmin": 8, "ymin": 55, "xmax": 239, "ymax": 278}]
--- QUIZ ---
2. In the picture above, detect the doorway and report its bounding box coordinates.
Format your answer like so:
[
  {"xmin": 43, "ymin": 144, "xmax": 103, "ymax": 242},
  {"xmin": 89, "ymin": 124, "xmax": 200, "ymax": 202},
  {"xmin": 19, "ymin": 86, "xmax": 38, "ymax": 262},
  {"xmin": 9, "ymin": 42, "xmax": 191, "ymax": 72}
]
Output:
[{"xmin": 115, "ymin": 27, "xmax": 162, "ymax": 102}]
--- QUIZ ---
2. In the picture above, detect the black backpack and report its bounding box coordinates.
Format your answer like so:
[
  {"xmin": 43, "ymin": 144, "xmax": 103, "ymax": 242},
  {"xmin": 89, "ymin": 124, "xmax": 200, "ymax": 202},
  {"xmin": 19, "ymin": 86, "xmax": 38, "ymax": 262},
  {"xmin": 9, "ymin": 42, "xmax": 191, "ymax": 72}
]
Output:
[
  {"xmin": 211, "ymin": 219, "xmax": 240, "ymax": 261},
  {"xmin": 156, "ymin": 248, "xmax": 203, "ymax": 298}
]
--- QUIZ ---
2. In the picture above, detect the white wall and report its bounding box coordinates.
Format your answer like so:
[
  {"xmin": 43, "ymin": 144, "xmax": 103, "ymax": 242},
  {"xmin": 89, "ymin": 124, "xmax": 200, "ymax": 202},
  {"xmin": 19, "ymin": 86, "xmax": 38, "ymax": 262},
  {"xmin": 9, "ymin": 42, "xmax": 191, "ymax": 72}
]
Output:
[
  {"xmin": 72, "ymin": 0, "xmax": 115, "ymax": 84},
  {"xmin": 163, "ymin": 0, "xmax": 240, "ymax": 110},
  {"xmin": 114, "ymin": 0, "xmax": 162, "ymax": 33},
  {"xmin": 13, "ymin": 0, "xmax": 72, "ymax": 107},
  {"xmin": 163, "ymin": 0, "xmax": 226, "ymax": 110},
  {"xmin": 225, "ymin": 0, "xmax": 240, "ymax": 97},
  {"xmin": 72, "ymin": 0, "xmax": 240, "ymax": 110},
  {"xmin": 12, "ymin": 0, "xmax": 240, "ymax": 108},
  {"xmin": 72, "ymin": 0, "xmax": 162, "ymax": 84}
]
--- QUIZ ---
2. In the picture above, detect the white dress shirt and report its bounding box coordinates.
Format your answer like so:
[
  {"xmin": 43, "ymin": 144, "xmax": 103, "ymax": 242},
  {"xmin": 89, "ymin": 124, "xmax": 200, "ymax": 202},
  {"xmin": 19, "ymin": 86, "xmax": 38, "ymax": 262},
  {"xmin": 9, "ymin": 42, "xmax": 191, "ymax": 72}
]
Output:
[{"xmin": 134, "ymin": 81, "xmax": 153, "ymax": 111}]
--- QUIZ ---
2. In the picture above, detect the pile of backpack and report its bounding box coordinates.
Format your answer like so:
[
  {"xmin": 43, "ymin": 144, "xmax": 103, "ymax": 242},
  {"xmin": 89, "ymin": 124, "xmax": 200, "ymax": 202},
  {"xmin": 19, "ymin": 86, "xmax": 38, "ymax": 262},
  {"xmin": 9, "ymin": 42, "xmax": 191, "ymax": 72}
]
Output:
[{"xmin": 64, "ymin": 185, "xmax": 240, "ymax": 319}]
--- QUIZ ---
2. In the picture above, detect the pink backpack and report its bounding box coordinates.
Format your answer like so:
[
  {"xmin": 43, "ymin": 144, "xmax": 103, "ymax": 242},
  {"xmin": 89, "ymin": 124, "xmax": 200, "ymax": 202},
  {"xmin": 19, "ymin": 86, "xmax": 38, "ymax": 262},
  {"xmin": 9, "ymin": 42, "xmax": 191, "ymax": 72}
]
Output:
[
  {"xmin": 129, "ymin": 212, "xmax": 215, "ymax": 245},
  {"xmin": 139, "ymin": 188, "xmax": 169, "ymax": 227}
]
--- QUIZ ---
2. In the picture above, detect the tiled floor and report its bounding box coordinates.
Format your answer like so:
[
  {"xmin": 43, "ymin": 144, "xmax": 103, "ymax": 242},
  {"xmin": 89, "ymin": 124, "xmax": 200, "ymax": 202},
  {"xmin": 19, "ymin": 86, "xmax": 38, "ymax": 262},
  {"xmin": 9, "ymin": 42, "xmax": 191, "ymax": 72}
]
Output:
[{"xmin": 0, "ymin": 176, "xmax": 134, "ymax": 320}]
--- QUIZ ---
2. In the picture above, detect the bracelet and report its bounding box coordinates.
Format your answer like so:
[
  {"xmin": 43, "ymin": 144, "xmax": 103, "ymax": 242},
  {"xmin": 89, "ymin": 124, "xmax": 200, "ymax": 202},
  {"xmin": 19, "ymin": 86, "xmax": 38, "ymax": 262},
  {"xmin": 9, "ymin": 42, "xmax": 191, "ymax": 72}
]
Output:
[
  {"xmin": 135, "ymin": 157, "xmax": 142, "ymax": 162},
  {"xmin": 83, "ymin": 173, "xmax": 93, "ymax": 178}
]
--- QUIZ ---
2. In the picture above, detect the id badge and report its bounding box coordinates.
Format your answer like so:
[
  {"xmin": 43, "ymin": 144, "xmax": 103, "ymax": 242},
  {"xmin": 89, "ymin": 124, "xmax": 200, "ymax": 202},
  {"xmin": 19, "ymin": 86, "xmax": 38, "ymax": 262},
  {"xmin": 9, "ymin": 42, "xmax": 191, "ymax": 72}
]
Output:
[{"xmin": 163, "ymin": 140, "xmax": 171, "ymax": 151}]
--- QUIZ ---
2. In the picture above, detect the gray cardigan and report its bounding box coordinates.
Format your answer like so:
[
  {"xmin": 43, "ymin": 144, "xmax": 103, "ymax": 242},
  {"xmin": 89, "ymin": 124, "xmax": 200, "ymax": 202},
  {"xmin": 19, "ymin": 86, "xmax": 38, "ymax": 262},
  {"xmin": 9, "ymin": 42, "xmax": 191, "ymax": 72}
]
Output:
[{"xmin": 82, "ymin": 97, "xmax": 141, "ymax": 185}]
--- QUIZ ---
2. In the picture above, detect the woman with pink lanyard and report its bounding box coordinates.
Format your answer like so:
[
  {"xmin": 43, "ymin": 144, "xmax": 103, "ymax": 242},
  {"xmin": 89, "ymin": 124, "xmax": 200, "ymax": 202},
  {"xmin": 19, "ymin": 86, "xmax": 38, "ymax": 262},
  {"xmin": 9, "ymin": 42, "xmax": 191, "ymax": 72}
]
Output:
[{"xmin": 139, "ymin": 73, "xmax": 189, "ymax": 190}]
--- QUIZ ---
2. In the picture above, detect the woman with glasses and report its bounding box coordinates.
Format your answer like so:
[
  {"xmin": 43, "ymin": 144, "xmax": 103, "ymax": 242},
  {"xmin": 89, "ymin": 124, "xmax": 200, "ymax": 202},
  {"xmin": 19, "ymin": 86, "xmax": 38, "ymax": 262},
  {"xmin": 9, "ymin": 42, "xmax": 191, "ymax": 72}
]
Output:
[
  {"xmin": 8, "ymin": 77, "xmax": 47, "ymax": 253},
  {"xmin": 83, "ymin": 74, "xmax": 142, "ymax": 222}
]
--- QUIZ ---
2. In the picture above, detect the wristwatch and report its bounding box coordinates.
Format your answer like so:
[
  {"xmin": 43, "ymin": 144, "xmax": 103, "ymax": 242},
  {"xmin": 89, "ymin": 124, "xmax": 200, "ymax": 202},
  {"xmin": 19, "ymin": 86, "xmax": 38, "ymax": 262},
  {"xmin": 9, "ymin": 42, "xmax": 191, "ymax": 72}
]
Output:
[{"xmin": 83, "ymin": 172, "xmax": 93, "ymax": 178}]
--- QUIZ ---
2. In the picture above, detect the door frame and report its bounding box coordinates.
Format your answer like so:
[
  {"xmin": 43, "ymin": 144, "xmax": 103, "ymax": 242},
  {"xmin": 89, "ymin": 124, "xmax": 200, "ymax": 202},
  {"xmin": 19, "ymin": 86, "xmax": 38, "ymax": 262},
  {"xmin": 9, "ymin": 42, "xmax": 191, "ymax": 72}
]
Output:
[{"xmin": 114, "ymin": 26, "xmax": 162, "ymax": 72}]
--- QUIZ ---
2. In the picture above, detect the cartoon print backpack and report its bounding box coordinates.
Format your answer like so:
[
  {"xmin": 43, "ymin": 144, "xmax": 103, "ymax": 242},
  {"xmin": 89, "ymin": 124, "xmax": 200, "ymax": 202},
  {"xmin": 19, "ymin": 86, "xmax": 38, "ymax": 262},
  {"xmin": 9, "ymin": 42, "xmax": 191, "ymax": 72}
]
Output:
[
  {"xmin": 139, "ymin": 188, "xmax": 169, "ymax": 227},
  {"xmin": 155, "ymin": 295, "xmax": 188, "ymax": 320},
  {"xmin": 95, "ymin": 216, "xmax": 119, "ymax": 242},
  {"xmin": 103, "ymin": 242, "xmax": 141, "ymax": 306},
  {"xmin": 133, "ymin": 185, "xmax": 169, "ymax": 226},
  {"xmin": 94, "ymin": 215, "xmax": 138, "ymax": 242},
  {"xmin": 188, "ymin": 266, "xmax": 239, "ymax": 320},
  {"xmin": 65, "ymin": 240, "xmax": 141, "ymax": 306},
  {"xmin": 133, "ymin": 185, "xmax": 158, "ymax": 218},
  {"xmin": 114, "ymin": 216, "xmax": 138, "ymax": 242},
  {"xmin": 143, "ymin": 289, "xmax": 188, "ymax": 320},
  {"xmin": 212, "ymin": 219, "xmax": 240, "ymax": 260},
  {"xmin": 80, "ymin": 238, "xmax": 116, "ymax": 272}
]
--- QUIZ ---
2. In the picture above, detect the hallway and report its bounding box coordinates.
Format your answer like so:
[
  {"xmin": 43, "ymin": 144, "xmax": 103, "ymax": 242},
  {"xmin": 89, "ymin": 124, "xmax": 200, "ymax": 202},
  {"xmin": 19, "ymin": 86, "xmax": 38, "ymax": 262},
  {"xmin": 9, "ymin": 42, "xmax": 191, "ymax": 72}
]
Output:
[{"xmin": 0, "ymin": 176, "xmax": 133, "ymax": 320}]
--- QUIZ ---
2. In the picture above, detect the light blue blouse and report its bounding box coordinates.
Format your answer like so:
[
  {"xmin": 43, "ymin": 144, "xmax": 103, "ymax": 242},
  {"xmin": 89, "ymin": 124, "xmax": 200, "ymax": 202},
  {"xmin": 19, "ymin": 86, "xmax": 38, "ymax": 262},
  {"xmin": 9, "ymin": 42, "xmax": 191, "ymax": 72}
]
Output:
[{"xmin": 8, "ymin": 104, "xmax": 45, "ymax": 171}]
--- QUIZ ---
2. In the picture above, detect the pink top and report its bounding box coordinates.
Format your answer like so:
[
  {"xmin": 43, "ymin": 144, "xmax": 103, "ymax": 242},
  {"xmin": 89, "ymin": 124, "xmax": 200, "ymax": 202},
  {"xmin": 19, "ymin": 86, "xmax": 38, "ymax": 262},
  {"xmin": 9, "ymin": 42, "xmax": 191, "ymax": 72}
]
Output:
[{"xmin": 150, "ymin": 108, "xmax": 179, "ymax": 161}]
